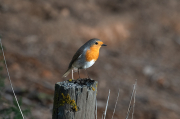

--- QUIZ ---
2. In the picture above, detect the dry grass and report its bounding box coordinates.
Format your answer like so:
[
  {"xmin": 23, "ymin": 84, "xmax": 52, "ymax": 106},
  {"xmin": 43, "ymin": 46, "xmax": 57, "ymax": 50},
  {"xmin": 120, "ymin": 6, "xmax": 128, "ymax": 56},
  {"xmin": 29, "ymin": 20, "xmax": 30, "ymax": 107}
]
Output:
[{"xmin": 99, "ymin": 80, "xmax": 137, "ymax": 119}]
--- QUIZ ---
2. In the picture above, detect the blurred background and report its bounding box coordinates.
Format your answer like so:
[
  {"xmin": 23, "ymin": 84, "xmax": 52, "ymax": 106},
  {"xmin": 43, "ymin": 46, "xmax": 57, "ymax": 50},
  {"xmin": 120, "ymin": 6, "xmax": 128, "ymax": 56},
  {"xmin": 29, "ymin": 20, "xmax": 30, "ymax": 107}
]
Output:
[{"xmin": 0, "ymin": 0, "xmax": 180, "ymax": 119}]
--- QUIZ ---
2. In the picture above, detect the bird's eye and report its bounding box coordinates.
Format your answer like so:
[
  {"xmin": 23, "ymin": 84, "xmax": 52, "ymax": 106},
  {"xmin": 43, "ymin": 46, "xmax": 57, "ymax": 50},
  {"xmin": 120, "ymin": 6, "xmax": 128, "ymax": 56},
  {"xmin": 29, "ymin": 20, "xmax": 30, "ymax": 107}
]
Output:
[{"xmin": 95, "ymin": 42, "xmax": 98, "ymax": 45}]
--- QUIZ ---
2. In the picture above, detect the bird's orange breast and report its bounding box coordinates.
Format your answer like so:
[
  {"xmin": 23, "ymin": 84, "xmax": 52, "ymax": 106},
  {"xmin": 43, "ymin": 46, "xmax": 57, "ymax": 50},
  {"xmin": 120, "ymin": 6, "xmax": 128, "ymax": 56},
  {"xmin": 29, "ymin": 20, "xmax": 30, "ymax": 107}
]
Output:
[{"xmin": 85, "ymin": 45, "xmax": 100, "ymax": 62}]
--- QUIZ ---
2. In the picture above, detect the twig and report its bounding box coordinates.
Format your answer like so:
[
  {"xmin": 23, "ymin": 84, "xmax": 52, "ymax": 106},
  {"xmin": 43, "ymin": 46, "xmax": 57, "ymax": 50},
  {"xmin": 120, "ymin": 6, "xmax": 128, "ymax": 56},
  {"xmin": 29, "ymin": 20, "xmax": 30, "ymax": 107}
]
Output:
[
  {"xmin": 103, "ymin": 90, "xmax": 110, "ymax": 119},
  {"xmin": 131, "ymin": 80, "xmax": 137, "ymax": 119},
  {"xmin": 125, "ymin": 80, "xmax": 137, "ymax": 119},
  {"xmin": 0, "ymin": 38, "xmax": 25, "ymax": 119},
  {"xmin": 111, "ymin": 88, "xmax": 120, "ymax": 119}
]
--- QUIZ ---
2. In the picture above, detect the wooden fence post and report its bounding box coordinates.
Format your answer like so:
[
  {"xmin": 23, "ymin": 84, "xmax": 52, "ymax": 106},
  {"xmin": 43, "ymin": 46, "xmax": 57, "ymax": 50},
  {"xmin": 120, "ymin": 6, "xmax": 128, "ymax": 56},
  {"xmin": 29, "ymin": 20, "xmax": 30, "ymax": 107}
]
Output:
[{"xmin": 52, "ymin": 78, "xmax": 98, "ymax": 119}]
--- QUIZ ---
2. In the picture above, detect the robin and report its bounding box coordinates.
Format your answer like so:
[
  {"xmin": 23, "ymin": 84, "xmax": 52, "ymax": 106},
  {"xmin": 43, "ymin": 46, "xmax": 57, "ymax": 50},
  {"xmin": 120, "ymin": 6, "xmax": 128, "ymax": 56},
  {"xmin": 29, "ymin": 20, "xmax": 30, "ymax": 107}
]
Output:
[{"xmin": 62, "ymin": 38, "xmax": 107, "ymax": 78}]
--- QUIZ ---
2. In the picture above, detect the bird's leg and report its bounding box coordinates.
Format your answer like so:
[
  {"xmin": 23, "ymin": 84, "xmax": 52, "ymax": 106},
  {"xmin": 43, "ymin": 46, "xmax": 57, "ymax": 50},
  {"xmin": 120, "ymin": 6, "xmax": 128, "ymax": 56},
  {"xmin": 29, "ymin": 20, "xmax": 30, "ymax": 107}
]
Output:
[
  {"xmin": 78, "ymin": 68, "xmax": 81, "ymax": 79},
  {"xmin": 85, "ymin": 69, "xmax": 90, "ymax": 79},
  {"xmin": 72, "ymin": 69, "xmax": 74, "ymax": 79}
]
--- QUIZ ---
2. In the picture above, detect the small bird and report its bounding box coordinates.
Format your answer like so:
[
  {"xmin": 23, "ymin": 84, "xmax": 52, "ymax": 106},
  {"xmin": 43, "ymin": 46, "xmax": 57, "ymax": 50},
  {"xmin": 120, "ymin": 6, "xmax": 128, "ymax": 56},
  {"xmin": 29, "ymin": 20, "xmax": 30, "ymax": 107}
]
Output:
[{"xmin": 63, "ymin": 38, "xmax": 107, "ymax": 78}]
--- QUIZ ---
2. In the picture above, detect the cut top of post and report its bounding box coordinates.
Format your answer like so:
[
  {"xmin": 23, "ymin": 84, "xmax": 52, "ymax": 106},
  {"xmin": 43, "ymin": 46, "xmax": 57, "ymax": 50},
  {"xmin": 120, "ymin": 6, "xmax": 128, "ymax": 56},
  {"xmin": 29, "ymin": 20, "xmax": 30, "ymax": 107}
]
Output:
[
  {"xmin": 57, "ymin": 78, "xmax": 97, "ymax": 90},
  {"xmin": 52, "ymin": 78, "xmax": 98, "ymax": 119}
]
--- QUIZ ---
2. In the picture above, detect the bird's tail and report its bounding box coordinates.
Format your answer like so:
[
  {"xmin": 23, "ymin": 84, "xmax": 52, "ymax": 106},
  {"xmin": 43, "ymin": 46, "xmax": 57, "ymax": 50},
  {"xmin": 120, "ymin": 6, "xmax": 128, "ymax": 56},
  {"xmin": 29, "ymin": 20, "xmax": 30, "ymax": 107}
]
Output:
[{"xmin": 62, "ymin": 67, "xmax": 73, "ymax": 77}]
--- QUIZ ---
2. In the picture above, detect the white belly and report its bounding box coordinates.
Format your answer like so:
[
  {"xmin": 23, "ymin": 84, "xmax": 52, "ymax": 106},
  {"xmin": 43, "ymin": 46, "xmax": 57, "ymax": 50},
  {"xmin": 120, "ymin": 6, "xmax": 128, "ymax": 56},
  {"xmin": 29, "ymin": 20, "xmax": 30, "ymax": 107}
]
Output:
[{"xmin": 83, "ymin": 60, "xmax": 95, "ymax": 69}]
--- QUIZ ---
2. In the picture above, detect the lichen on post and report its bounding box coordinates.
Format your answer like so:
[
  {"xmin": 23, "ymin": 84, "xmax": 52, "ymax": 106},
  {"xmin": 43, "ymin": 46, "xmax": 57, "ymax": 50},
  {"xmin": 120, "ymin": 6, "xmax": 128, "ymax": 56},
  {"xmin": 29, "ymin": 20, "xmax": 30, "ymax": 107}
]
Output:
[{"xmin": 52, "ymin": 78, "xmax": 98, "ymax": 119}]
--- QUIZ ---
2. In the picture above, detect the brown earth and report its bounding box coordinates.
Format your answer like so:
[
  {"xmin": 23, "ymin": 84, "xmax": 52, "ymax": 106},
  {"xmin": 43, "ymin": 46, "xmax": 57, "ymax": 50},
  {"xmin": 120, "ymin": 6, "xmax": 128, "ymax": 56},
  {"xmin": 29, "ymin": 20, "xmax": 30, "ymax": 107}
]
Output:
[{"xmin": 0, "ymin": 0, "xmax": 180, "ymax": 119}]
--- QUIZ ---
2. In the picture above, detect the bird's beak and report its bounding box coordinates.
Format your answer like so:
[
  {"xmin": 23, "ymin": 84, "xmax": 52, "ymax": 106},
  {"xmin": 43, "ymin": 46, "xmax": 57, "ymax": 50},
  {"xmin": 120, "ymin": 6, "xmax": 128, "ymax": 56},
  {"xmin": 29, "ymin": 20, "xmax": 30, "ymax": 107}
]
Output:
[{"xmin": 102, "ymin": 44, "xmax": 107, "ymax": 46}]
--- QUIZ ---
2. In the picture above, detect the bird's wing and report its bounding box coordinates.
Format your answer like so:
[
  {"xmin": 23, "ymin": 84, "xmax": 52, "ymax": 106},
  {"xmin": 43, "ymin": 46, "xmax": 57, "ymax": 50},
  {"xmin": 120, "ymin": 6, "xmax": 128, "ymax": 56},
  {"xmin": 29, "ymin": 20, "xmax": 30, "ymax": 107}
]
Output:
[{"xmin": 68, "ymin": 45, "xmax": 87, "ymax": 69}]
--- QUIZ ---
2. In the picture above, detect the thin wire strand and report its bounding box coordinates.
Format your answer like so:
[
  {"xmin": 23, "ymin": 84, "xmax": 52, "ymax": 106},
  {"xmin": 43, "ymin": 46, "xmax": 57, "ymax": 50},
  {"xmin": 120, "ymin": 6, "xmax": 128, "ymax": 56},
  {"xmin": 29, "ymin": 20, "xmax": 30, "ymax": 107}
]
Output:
[
  {"xmin": 104, "ymin": 90, "xmax": 110, "ymax": 119},
  {"xmin": 111, "ymin": 88, "xmax": 120, "ymax": 119},
  {"xmin": 0, "ymin": 38, "xmax": 25, "ymax": 119}
]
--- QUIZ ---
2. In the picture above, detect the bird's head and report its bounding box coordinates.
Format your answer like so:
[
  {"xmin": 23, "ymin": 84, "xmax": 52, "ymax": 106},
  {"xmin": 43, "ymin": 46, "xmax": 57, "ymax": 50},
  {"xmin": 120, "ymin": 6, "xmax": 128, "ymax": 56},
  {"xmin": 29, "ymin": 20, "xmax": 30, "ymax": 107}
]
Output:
[{"xmin": 88, "ymin": 38, "xmax": 107, "ymax": 50}]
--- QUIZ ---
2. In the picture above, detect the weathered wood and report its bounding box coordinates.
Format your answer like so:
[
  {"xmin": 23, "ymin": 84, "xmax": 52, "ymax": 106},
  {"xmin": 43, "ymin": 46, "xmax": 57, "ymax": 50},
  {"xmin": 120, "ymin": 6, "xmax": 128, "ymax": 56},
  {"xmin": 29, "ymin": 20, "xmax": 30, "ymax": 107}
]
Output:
[{"xmin": 52, "ymin": 78, "xmax": 98, "ymax": 119}]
